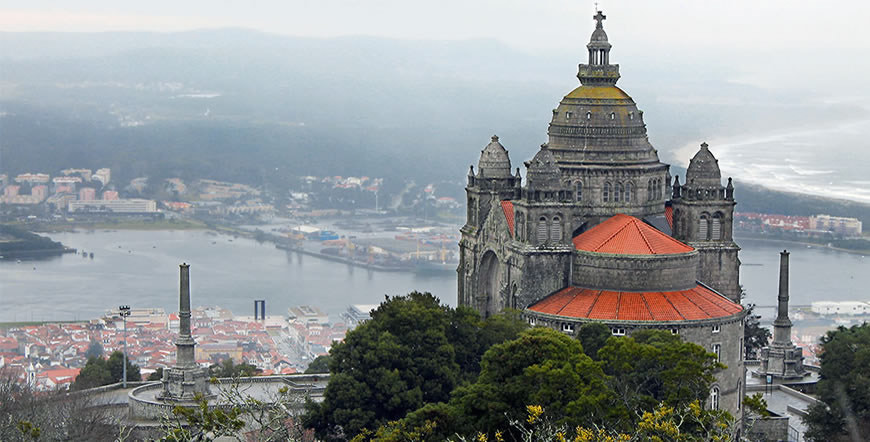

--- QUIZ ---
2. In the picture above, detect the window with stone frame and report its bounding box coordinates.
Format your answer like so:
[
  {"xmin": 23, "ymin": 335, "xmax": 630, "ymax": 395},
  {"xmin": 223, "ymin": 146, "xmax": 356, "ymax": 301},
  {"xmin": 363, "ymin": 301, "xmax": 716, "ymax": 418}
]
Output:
[
  {"xmin": 603, "ymin": 182, "xmax": 611, "ymax": 202},
  {"xmin": 537, "ymin": 217, "xmax": 548, "ymax": 243},
  {"xmin": 561, "ymin": 323, "xmax": 574, "ymax": 333},
  {"xmin": 615, "ymin": 183, "xmax": 623, "ymax": 202},
  {"xmin": 711, "ymin": 212, "xmax": 723, "ymax": 240},
  {"xmin": 710, "ymin": 386, "xmax": 720, "ymax": 410},
  {"xmin": 576, "ymin": 182, "xmax": 583, "ymax": 201},
  {"xmin": 699, "ymin": 213, "xmax": 710, "ymax": 240},
  {"xmin": 550, "ymin": 216, "xmax": 562, "ymax": 242},
  {"xmin": 625, "ymin": 182, "xmax": 633, "ymax": 202},
  {"xmin": 712, "ymin": 343, "xmax": 721, "ymax": 362}
]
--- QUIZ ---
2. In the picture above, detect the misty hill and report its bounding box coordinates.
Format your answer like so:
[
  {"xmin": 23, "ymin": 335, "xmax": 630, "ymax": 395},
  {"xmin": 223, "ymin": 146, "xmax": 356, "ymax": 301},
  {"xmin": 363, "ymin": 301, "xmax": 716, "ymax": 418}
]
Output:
[{"xmin": 1, "ymin": 29, "xmax": 867, "ymax": 210}]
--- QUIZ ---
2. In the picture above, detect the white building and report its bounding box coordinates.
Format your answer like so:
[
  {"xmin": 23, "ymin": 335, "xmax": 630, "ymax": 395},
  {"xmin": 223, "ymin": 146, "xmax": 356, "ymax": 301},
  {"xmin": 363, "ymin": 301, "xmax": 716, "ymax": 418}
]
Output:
[
  {"xmin": 811, "ymin": 301, "xmax": 870, "ymax": 316},
  {"xmin": 68, "ymin": 198, "xmax": 157, "ymax": 213}
]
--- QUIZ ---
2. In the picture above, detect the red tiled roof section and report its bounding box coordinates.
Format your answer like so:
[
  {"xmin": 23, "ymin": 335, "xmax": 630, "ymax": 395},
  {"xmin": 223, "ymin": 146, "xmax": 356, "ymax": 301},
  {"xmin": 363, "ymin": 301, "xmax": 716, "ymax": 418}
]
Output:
[
  {"xmin": 573, "ymin": 213, "xmax": 692, "ymax": 255},
  {"xmin": 665, "ymin": 206, "xmax": 674, "ymax": 229},
  {"xmin": 528, "ymin": 284, "xmax": 742, "ymax": 321},
  {"xmin": 501, "ymin": 201, "xmax": 515, "ymax": 236}
]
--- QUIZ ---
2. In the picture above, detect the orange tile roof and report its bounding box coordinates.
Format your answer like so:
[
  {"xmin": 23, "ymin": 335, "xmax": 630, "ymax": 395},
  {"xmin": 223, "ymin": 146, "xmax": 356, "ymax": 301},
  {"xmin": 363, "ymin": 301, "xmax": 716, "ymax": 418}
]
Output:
[
  {"xmin": 665, "ymin": 205, "xmax": 674, "ymax": 229},
  {"xmin": 501, "ymin": 201, "xmax": 515, "ymax": 236},
  {"xmin": 528, "ymin": 284, "xmax": 742, "ymax": 321},
  {"xmin": 573, "ymin": 214, "xmax": 693, "ymax": 255}
]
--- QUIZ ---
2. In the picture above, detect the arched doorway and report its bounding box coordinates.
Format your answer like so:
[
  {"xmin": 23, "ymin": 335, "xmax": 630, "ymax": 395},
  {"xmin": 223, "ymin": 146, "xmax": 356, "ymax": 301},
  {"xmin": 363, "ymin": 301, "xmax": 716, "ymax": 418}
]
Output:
[{"xmin": 478, "ymin": 251, "xmax": 501, "ymax": 317}]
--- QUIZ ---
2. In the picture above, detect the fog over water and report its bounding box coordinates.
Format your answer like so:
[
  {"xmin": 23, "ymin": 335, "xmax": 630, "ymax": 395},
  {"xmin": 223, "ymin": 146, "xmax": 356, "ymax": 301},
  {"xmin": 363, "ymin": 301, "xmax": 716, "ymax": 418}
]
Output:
[
  {"xmin": 1, "ymin": 230, "xmax": 866, "ymax": 323},
  {"xmin": 676, "ymin": 113, "xmax": 870, "ymax": 204}
]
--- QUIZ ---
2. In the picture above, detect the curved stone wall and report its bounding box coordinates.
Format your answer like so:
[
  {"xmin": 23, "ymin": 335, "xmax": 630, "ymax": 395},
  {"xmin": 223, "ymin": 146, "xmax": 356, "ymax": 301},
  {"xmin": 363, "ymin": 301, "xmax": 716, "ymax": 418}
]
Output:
[{"xmin": 572, "ymin": 249, "xmax": 698, "ymax": 291}]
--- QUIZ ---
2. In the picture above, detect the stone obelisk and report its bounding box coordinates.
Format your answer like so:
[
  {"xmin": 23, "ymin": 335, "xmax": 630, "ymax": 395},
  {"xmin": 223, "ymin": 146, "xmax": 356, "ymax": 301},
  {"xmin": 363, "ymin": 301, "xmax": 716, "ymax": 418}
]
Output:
[
  {"xmin": 757, "ymin": 250, "xmax": 807, "ymax": 380},
  {"xmin": 158, "ymin": 263, "xmax": 214, "ymax": 401}
]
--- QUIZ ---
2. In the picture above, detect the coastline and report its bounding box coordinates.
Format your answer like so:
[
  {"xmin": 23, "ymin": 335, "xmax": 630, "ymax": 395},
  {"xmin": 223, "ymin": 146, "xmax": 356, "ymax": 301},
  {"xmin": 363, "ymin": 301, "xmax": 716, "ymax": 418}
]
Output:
[{"xmin": 735, "ymin": 233, "xmax": 870, "ymax": 256}]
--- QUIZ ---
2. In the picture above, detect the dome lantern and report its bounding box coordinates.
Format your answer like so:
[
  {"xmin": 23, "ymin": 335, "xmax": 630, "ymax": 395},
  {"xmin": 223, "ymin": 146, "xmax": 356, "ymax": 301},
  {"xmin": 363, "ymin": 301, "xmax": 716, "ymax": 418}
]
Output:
[{"xmin": 578, "ymin": 10, "xmax": 620, "ymax": 86}]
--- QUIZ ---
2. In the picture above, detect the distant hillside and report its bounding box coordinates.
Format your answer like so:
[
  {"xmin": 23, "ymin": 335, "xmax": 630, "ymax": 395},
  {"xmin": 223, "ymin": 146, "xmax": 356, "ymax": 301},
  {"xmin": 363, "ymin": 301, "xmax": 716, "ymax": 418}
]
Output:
[{"xmin": 1, "ymin": 30, "xmax": 867, "ymax": 222}]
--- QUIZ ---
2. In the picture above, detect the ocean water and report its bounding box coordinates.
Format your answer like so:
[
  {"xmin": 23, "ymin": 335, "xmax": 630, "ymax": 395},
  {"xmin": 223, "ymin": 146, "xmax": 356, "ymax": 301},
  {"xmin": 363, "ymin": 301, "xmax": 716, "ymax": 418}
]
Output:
[
  {"xmin": 0, "ymin": 230, "xmax": 867, "ymax": 322},
  {"xmin": 676, "ymin": 117, "xmax": 870, "ymax": 204}
]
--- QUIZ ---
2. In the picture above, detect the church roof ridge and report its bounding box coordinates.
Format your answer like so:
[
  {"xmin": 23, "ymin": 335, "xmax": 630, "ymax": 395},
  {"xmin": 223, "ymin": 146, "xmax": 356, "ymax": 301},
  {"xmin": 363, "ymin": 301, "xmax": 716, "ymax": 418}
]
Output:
[{"xmin": 572, "ymin": 213, "xmax": 694, "ymax": 255}]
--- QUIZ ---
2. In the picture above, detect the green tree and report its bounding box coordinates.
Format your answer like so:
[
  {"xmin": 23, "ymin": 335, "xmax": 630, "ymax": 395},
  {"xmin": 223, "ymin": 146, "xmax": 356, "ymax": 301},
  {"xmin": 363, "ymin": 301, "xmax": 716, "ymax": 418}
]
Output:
[
  {"xmin": 305, "ymin": 355, "xmax": 332, "ymax": 374},
  {"xmin": 393, "ymin": 328, "xmax": 725, "ymax": 439},
  {"xmin": 84, "ymin": 339, "xmax": 104, "ymax": 359},
  {"xmin": 107, "ymin": 350, "xmax": 141, "ymax": 383},
  {"xmin": 426, "ymin": 327, "xmax": 617, "ymax": 438},
  {"xmin": 302, "ymin": 292, "xmax": 526, "ymax": 440},
  {"xmin": 209, "ymin": 358, "xmax": 262, "ymax": 378},
  {"xmin": 576, "ymin": 322, "xmax": 611, "ymax": 360},
  {"xmin": 743, "ymin": 304, "xmax": 771, "ymax": 359},
  {"xmin": 72, "ymin": 357, "xmax": 113, "ymax": 390},
  {"xmin": 148, "ymin": 367, "xmax": 164, "ymax": 381},
  {"xmin": 804, "ymin": 323, "xmax": 870, "ymax": 441},
  {"xmin": 597, "ymin": 329, "xmax": 724, "ymax": 427},
  {"xmin": 73, "ymin": 351, "xmax": 140, "ymax": 390}
]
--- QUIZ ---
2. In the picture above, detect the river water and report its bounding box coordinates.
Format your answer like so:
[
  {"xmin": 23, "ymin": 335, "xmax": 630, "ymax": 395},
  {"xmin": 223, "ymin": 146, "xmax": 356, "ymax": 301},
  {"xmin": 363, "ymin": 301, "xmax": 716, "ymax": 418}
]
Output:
[{"xmin": 0, "ymin": 230, "xmax": 867, "ymax": 322}]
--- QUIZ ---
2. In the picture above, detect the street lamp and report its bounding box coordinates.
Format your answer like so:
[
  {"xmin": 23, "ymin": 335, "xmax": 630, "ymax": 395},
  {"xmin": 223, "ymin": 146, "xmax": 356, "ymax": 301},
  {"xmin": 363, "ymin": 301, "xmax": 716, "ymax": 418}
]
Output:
[{"xmin": 119, "ymin": 305, "xmax": 131, "ymax": 388}]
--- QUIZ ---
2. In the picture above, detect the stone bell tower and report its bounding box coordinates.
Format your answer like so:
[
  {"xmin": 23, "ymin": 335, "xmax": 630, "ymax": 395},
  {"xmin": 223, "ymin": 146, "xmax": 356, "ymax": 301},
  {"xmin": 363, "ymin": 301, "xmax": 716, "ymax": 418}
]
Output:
[{"xmin": 671, "ymin": 143, "xmax": 741, "ymax": 303}]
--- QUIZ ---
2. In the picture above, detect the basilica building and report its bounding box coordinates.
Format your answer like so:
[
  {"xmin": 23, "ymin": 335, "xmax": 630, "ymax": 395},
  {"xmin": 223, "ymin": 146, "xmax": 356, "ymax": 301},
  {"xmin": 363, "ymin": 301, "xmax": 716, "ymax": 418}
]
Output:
[{"xmin": 458, "ymin": 11, "xmax": 746, "ymax": 418}]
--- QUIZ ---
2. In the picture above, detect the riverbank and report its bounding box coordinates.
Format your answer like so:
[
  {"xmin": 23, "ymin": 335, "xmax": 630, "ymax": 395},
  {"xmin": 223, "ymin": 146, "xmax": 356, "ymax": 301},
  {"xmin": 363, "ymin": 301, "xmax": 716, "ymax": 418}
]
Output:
[
  {"xmin": 735, "ymin": 232, "xmax": 870, "ymax": 256},
  {"xmin": 26, "ymin": 218, "xmax": 209, "ymax": 232},
  {"xmin": 0, "ymin": 224, "xmax": 73, "ymax": 259}
]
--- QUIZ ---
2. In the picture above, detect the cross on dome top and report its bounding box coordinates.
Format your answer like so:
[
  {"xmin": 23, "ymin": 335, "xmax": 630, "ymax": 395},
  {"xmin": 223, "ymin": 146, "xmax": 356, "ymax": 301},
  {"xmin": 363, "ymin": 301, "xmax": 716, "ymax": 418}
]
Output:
[{"xmin": 594, "ymin": 10, "xmax": 606, "ymax": 29}]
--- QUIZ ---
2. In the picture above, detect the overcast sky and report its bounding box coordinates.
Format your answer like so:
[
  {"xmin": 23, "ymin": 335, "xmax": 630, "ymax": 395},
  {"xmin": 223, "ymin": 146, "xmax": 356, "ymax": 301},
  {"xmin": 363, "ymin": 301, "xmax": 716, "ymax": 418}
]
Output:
[{"xmin": 2, "ymin": 0, "xmax": 868, "ymax": 53}]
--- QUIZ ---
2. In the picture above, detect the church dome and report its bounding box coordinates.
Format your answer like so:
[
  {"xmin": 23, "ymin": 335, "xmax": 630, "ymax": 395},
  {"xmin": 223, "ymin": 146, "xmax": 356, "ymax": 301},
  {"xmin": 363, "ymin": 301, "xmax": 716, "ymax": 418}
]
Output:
[
  {"xmin": 546, "ymin": 11, "xmax": 661, "ymax": 168},
  {"xmin": 477, "ymin": 135, "xmax": 512, "ymax": 178},
  {"xmin": 590, "ymin": 27, "xmax": 609, "ymax": 43},
  {"xmin": 525, "ymin": 144, "xmax": 561, "ymax": 189},
  {"xmin": 686, "ymin": 142, "xmax": 722, "ymax": 187}
]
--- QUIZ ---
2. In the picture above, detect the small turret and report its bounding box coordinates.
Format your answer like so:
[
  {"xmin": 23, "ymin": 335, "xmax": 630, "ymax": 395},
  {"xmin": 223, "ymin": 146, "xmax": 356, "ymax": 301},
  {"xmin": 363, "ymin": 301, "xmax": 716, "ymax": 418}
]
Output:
[
  {"xmin": 477, "ymin": 135, "xmax": 512, "ymax": 179},
  {"xmin": 525, "ymin": 143, "xmax": 561, "ymax": 191}
]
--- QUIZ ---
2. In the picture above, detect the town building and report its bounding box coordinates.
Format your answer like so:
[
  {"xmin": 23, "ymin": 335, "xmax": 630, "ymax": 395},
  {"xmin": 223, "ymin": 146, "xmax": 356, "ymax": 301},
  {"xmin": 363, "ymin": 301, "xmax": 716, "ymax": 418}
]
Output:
[
  {"xmin": 342, "ymin": 304, "xmax": 378, "ymax": 329},
  {"xmin": 78, "ymin": 187, "xmax": 96, "ymax": 201},
  {"xmin": 458, "ymin": 10, "xmax": 746, "ymax": 419},
  {"xmin": 14, "ymin": 173, "xmax": 50, "ymax": 184},
  {"xmin": 68, "ymin": 198, "xmax": 157, "ymax": 213},
  {"xmin": 808, "ymin": 214, "xmax": 863, "ymax": 236}
]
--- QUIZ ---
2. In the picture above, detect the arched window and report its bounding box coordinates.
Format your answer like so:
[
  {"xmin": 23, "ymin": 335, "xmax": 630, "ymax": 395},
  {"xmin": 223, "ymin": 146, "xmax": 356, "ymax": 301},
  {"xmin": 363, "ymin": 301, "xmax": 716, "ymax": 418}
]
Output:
[
  {"xmin": 615, "ymin": 183, "xmax": 623, "ymax": 202},
  {"xmin": 647, "ymin": 180, "xmax": 653, "ymax": 201},
  {"xmin": 625, "ymin": 182, "xmax": 633, "ymax": 203},
  {"xmin": 586, "ymin": 111, "xmax": 592, "ymax": 120},
  {"xmin": 655, "ymin": 178, "xmax": 661, "ymax": 198},
  {"xmin": 711, "ymin": 213, "xmax": 722, "ymax": 240},
  {"xmin": 699, "ymin": 213, "xmax": 710, "ymax": 240},
  {"xmin": 576, "ymin": 182, "xmax": 583, "ymax": 202},
  {"xmin": 610, "ymin": 112, "xmax": 615, "ymax": 120},
  {"xmin": 710, "ymin": 387, "xmax": 720, "ymax": 411},
  {"xmin": 550, "ymin": 216, "xmax": 562, "ymax": 242},
  {"xmin": 537, "ymin": 217, "xmax": 548, "ymax": 243},
  {"xmin": 603, "ymin": 182, "xmax": 611, "ymax": 202}
]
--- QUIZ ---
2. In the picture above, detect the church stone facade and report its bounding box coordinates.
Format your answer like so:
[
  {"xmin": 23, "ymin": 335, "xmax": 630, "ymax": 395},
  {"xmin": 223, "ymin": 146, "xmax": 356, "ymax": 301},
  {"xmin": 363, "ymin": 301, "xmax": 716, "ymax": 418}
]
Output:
[{"xmin": 457, "ymin": 10, "xmax": 746, "ymax": 419}]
